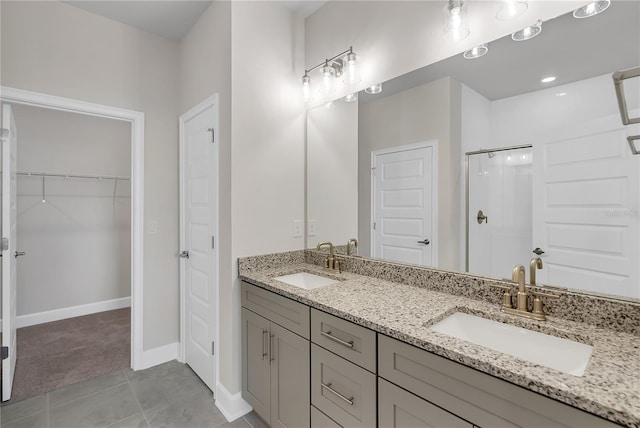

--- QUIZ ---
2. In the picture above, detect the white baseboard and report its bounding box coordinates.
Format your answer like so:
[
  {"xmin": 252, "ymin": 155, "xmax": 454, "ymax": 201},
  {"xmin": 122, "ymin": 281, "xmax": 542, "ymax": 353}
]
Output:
[
  {"xmin": 0, "ymin": 296, "xmax": 131, "ymax": 330},
  {"xmin": 136, "ymin": 342, "xmax": 179, "ymax": 370},
  {"xmin": 215, "ymin": 381, "xmax": 252, "ymax": 422}
]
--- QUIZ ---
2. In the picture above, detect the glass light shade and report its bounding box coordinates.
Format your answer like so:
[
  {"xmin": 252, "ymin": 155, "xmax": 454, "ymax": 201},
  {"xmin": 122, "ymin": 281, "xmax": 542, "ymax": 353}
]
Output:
[
  {"xmin": 343, "ymin": 93, "xmax": 358, "ymax": 103},
  {"xmin": 511, "ymin": 20, "xmax": 542, "ymax": 41},
  {"xmin": 573, "ymin": 0, "xmax": 610, "ymax": 18},
  {"xmin": 344, "ymin": 52, "xmax": 361, "ymax": 85},
  {"xmin": 444, "ymin": 0, "xmax": 470, "ymax": 41},
  {"xmin": 365, "ymin": 83, "xmax": 382, "ymax": 94},
  {"xmin": 463, "ymin": 44, "xmax": 488, "ymax": 59},
  {"xmin": 302, "ymin": 75, "xmax": 311, "ymax": 102},
  {"xmin": 321, "ymin": 64, "xmax": 333, "ymax": 94},
  {"xmin": 496, "ymin": 0, "xmax": 528, "ymax": 20}
]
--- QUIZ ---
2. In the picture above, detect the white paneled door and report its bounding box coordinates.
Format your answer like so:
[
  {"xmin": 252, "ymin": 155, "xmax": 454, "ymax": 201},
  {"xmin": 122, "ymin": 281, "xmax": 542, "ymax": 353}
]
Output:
[
  {"xmin": 2, "ymin": 104, "xmax": 19, "ymax": 401},
  {"xmin": 372, "ymin": 143, "xmax": 436, "ymax": 266},
  {"xmin": 180, "ymin": 98, "xmax": 218, "ymax": 392},
  {"xmin": 533, "ymin": 114, "xmax": 640, "ymax": 298}
]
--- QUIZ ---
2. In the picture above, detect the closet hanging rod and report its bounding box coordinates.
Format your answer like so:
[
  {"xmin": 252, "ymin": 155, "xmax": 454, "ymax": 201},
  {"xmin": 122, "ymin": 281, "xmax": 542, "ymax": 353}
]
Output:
[{"xmin": 17, "ymin": 171, "xmax": 130, "ymax": 181}]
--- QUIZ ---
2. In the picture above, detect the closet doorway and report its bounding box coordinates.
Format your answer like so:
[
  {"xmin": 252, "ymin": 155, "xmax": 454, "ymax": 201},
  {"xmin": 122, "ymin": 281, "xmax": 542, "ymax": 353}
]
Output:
[{"xmin": 0, "ymin": 87, "xmax": 144, "ymax": 403}]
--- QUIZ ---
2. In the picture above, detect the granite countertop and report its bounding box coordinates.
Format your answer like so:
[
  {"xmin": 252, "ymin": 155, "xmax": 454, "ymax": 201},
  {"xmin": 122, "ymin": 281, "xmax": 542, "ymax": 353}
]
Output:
[{"xmin": 240, "ymin": 263, "xmax": 640, "ymax": 427}]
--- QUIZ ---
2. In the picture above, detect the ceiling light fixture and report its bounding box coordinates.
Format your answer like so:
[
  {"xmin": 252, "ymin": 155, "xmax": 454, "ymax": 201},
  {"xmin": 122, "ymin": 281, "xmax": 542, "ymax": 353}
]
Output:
[
  {"xmin": 573, "ymin": 0, "xmax": 610, "ymax": 18},
  {"xmin": 365, "ymin": 84, "xmax": 382, "ymax": 94},
  {"xmin": 496, "ymin": 0, "xmax": 528, "ymax": 20},
  {"xmin": 511, "ymin": 19, "xmax": 542, "ymax": 41},
  {"xmin": 463, "ymin": 44, "xmax": 488, "ymax": 59},
  {"xmin": 541, "ymin": 76, "xmax": 556, "ymax": 83},
  {"xmin": 343, "ymin": 93, "xmax": 358, "ymax": 103},
  {"xmin": 444, "ymin": 0, "xmax": 470, "ymax": 41},
  {"xmin": 300, "ymin": 47, "xmax": 360, "ymax": 101}
]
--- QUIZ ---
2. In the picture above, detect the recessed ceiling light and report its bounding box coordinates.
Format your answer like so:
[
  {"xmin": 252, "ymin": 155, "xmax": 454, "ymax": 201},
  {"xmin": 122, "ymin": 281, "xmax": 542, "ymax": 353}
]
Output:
[
  {"xmin": 512, "ymin": 19, "xmax": 542, "ymax": 41},
  {"xmin": 365, "ymin": 84, "xmax": 382, "ymax": 94},
  {"xmin": 496, "ymin": 0, "xmax": 528, "ymax": 20},
  {"xmin": 463, "ymin": 44, "xmax": 488, "ymax": 59},
  {"xmin": 573, "ymin": 0, "xmax": 610, "ymax": 18},
  {"xmin": 541, "ymin": 76, "xmax": 556, "ymax": 83},
  {"xmin": 343, "ymin": 93, "xmax": 358, "ymax": 103}
]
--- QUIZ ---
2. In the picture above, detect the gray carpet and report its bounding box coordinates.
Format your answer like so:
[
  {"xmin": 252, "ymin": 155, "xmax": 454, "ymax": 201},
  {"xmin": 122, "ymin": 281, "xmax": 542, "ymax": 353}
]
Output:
[{"xmin": 1, "ymin": 307, "xmax": 130, "ymax": 403}]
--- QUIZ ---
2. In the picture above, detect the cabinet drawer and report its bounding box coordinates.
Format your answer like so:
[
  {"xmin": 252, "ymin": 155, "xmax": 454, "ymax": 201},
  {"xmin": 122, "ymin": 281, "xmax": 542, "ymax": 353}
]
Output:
[
  {"xmin": 311, "ymin": 309, "xmax": 376, "ymax": 372},
  {"xmin": 378, "ymin": 334, "xmax": 619, "ymax": 428},
  {"xmin": 379, "ymin": 378, "xmax": 472, "ymax": 428},
  {"xmin": 311, "ymin": 406, "xmax": 342, "ymax": 428},
  {"xmin": 241, "ymin": 281, "xmax": 310, "ymax": 339},
  {"xmin": 311, "ymin": 344, "xmax": 376, "ymax": 428}
]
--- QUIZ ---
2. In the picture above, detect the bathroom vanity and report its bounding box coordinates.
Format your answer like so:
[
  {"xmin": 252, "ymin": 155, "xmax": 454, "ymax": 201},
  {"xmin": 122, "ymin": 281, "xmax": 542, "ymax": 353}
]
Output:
[{"xmin": 239, "ymin": 251, "xmax": 640, "ymax": 428}]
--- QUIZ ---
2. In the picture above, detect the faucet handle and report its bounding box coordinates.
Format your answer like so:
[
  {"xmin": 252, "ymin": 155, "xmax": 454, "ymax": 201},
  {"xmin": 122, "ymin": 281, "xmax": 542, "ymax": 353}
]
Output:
[
  {"xmin": 490, "ymin": 284, "xmax": 513, "ymax": 309},
  {"xmin": 530, "ymin": 290, "xmax": 560, "ymax": 320}
]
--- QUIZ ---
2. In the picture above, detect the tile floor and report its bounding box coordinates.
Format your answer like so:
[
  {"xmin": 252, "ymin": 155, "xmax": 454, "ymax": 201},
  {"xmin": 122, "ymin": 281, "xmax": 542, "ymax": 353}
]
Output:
[{"xmin": 0, "ymin": 360, "xmax": 267, "ymax": 428}]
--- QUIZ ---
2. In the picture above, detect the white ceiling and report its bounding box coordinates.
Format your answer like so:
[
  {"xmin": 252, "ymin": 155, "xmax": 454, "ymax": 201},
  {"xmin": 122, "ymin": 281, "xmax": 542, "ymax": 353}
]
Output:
[
  {"xmin": 360, "ymin": 1, "xmax": 640, "ymax": 102},
  {"xmin": 65, "ymin": 1, "xmax": 326, "ymax": 42}
]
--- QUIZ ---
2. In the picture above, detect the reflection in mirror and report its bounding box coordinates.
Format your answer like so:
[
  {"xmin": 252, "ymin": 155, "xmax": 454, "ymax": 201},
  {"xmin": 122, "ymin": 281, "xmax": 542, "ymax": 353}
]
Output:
[{"xmin": 306, "ymin": 2, "xmax": 640, "ymax": 300}]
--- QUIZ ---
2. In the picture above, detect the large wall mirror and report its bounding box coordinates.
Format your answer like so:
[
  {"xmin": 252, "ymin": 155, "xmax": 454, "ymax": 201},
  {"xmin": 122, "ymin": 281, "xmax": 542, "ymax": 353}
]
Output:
[{"xmin": 306, "ymin": 1, "xmax": 640, "ymax": 301}]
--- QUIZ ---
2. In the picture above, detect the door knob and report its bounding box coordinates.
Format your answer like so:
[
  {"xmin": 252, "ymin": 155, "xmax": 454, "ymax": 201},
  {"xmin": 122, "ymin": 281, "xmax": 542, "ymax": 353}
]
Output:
[
  {"xmin": 14, "ymin": 251, "xmax": 25, "ymax": 258},
  {"xmin": 477, "ymin": 210, "xmax": 488, "ymax": 224},
  {"xmin": 179, "ymin": 250, "xmax": 190, "ymax": 259},
  {"xmin": 532, "ymin": 248, "xmax": 545, "ymax": 255},
  {"xmin": 417, "ymin": 239, "xmax": 430, "ymax": 245}
]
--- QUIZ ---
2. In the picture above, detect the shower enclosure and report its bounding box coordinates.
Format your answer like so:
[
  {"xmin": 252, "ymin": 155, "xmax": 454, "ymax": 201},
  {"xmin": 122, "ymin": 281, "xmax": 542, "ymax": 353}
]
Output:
[{"xmin": 466, "ymin": 146, "xmax": 533, "ymax": 279}]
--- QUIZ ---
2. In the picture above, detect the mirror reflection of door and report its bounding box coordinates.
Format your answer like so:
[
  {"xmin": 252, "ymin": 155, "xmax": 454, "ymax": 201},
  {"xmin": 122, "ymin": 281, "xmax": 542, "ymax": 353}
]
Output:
[
  {"xmin": 467, "ymin": 147, "xmax": 532, "ymax": 279},
  {"xmin": 371, "ymin": 142, "xmax": 436, "ymax": 266}
]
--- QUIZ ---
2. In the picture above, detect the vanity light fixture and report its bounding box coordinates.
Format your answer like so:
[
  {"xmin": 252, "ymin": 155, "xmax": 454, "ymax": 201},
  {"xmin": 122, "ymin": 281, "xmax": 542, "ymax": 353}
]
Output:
[
  {"xmin": 511, "ymin": 19, "xmax": 542, "ymax": 41},
  {"xmin": 541, "ymin": 76, "xmax": 556, "ymax": 83},
  {"xmin": 365, "ymin": 83, "xmax": 382, "ymax": 94},
  {"xmin": 444, "ymin": 0, "xmax": 470, "ymax": 41},
  {"xmin": 496, "ymin": 0, "xmax": 528, "ymax": 20},
  {"xmin": 463, "ymin": 44, "xmax": 488, "ymax": 59},
  {"xmin": 300, "ymin": 47, "xmax": 360, "ymax": 101},
  {"xmin": 343, "ymin": 93, "xmax": 358, "ymax": 103},
  {"xmin": 573, "ymin": 0, "xmax": 610, "ymax": 18}
]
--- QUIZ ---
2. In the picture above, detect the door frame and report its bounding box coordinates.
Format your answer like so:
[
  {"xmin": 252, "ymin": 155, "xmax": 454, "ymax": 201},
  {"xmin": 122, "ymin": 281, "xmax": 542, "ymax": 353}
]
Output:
[
  {"xmin": 370, "ymin": 140, "xmax": 438, "ymax": 266},
  {"xmin": 0, "ymin": 86, "xmax": 145, "ymax": 369},
  {"xmin": 178, "ymin": 94, "xmax": 220, "ymax": 390}
]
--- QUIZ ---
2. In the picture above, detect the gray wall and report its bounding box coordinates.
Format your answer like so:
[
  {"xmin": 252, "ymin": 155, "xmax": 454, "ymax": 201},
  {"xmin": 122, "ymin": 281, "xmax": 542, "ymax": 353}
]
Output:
[
  {"xmin": 12, "ymin": 104, "xmax": 131, "ymax": 316},
  {"xmin": 1, "ymin": 0, "xmax": 180, "ymax": 351}
]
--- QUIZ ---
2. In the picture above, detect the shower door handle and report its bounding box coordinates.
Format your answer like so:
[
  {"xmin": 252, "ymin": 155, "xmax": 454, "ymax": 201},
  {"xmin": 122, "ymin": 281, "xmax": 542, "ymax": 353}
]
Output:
[{"xmin": 417, "ymin": 239, "xmax": 430, "ymax": 245}]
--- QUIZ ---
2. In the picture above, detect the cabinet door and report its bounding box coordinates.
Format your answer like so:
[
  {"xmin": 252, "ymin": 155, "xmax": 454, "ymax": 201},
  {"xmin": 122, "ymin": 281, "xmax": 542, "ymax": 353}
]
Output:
[
  {"xmin": 379, "ymin": 378, "xmax": 472, "ymax": 428},
  {"xmin": 270, "ymin": 322, "xmax": 310, "ymax": 428},
  {"xmin": 242, "ymin": 308, "xmax": 271, "ymax": 424}
]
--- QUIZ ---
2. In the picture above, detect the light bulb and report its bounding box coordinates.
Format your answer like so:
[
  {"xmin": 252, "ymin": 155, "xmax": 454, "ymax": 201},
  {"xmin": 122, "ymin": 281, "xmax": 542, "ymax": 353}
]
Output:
[
  {"xmin": 321, "ymin": 63, "xmax": 333, "ymax": 94},
  {"xmin": 302, "ymin": 74, "xmax": 311, "ymax": 102},
  {"xmin": 365, "ymin": 83, "xmax": 382, "ymax": 94},
  {"xmin": 573, "ymin": 0, "xmax": 610, "ymax": 18},
  {"xmin": 463, "ymin": 44, "xmax": 488, "ymax": 59},
  {"xmin": 344, "ymin": 51, "xmax": 361, "ymax": 85},
  {"xmin": 343, "ymin": 93, "xmax": 358, "ymax": 103},
  {"xmin": 511, "ymin": 20, "xmax": 542, "ymax": 41},
  {"xmin": 496, "ymin": 0, "xmax": 528, "ymax": 20},
  {"xmin": 444, "ymin": 0, "xmax": 470, "ymax": 41}
]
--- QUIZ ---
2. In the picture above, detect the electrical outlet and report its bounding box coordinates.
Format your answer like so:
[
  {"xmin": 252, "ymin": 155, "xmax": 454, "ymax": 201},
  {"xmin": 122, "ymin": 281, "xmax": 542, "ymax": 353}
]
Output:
[
  {"xmin": 293, "ymin": 220, "xmax": 303, "ymax": 238},
  {"xmin": 308, "ymin": 219, "xmax": 317, "ymax": 236}
]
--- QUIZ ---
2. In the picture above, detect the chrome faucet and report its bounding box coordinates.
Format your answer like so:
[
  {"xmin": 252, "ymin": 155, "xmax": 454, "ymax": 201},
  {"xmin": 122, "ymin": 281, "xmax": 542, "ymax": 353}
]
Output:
[
  {"xmin": 316, "ymin": 241, "xmax": 337, "ymax": 270},
  {"xmin": 530, "ymin": 257, "xmax": 543, "ymax": 287},
  {"xmin": 346, "ymin": 238, "xmax": 358, "ymax": 256}
]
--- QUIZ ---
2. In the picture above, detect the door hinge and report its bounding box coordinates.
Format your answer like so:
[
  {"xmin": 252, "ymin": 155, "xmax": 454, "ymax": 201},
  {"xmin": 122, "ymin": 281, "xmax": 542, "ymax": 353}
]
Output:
[
  {"xmin": 1, "ymin": 346, "xmax": 8, "ymax": 360},
  {"xmin": 207, "ymin": 128, "xmax": 215, "ymax": 143},
  {"xmin": 373, "ymin": 222, "xmax": 376, "ymax": 230},
  {"xmin": 211, "ymin": 341, "xmax": 215, "ymax": 355},
  {"xmin": 1, "ymin": 128, "xmax": 8, "ymax": 138},
  {"xmin": 211, "ymin": 235, "xmax": 215, "ymax": 249},
  {"xmin": 371, "ymin": 166, "xmax": 376, "ymax": 176},
  {"xmin": 2, "ymin": 237, "xmax": 8, "ymax": 251}
]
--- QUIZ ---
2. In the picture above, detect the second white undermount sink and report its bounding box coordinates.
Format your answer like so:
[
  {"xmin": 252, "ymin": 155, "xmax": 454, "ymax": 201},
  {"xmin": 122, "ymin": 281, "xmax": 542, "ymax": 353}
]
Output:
[
  {"xmin": 273, "ymin": 272, "xmax": 338, "ymax": 290},
  {"xmin": 429, "ymin": 312, "xmax": 593, "ymax": 377}
]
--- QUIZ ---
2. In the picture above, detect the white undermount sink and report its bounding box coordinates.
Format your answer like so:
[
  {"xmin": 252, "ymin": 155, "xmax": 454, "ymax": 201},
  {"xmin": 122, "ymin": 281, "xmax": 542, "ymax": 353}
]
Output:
[
  {"xmin": 430, "ymin": 312, "xmax": 593, "ymax": 377},
  {"xmin": 273, "ymin": 272, "xmax": 339, "ymax": 290}
]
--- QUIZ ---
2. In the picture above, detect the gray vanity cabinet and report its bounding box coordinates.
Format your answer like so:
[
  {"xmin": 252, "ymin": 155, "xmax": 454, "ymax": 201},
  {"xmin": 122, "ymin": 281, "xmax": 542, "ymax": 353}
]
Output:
[{"xmin": 241, "ymin": 282, "xmax": 311, "ymax": 428}]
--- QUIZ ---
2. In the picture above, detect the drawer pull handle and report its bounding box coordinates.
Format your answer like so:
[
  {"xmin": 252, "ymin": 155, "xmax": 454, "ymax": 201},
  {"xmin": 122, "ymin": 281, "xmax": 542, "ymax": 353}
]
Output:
[
  {"xmin": 321, "ymin": 330, "xmax": 354, "ymax": 348},
  {"xmin": 321, "ymin": 382, "xmax": 354, "ymax": 406},
  {"xmin": 261, "ymin": 329, "xmax": 268, "ymax": 360}
]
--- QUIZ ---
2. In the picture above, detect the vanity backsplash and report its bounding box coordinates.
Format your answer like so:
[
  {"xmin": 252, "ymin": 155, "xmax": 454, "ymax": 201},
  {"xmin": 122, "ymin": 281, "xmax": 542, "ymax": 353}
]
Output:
[{"xmin": 238, "ymin": 250, "xmax": 640, "ymax": 336}]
